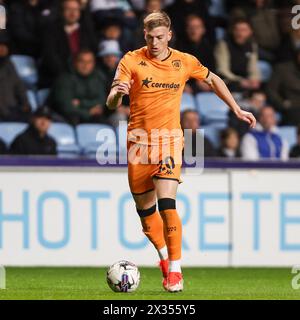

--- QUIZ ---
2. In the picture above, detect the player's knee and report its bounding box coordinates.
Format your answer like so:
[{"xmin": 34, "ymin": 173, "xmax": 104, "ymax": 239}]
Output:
[
  {"xmin": 136, "ymin": 204, "xmax": 156, "ymax": 218},
  {"xmin": 158, "ymin": 198, "xmax": 176, "ymax": 211}
]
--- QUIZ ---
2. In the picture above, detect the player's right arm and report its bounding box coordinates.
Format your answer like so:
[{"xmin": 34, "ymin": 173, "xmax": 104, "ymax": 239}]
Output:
[
  {"xmin": 106, "ymin": 81, "xmax": 133, "ymax": 110},
  {"xmin": 106, "ymin": 52, "xmax": 133, "ymax": 110}
]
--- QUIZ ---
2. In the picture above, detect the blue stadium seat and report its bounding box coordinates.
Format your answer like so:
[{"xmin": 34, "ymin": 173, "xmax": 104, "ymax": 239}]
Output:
[
  {"xmin": 10, "ymin": 55, "xmax": 38, "ymax": 88},
  {"xmin": 209, "ymin": 0, "xmax": 226, "ymax": 17},
  {"xmin": 0, "ymin": 122, "xmax": 28, "ymax": 146},
  {"xmin": 201, "ymin": 123, "xmax": 227, "ymax": 148},
  {"xmin": 76, "ymin": 124, "xmax": 117, "ymax": 158},
  {"xmin": 48, "ymin": 123, "xmax": 80, "ymax": 156},
  {"xmin": 278, "ymin": 126, "xmax": 297, "ymax": 150},
  {"xmin": 37, "ymin": 88, "xmax": 50, "ymax": 106},
  {"xmin": 258, "ymin": 60, "xmax": 272, "ymax": 82},
  {"xmin": 180, "ymin": 92, "xmax": 196, "ymax": 112},
  {"xmin": 215, "ymin": 27, "xmax": 226, "ymax": 41},
  {"xmin": 195, "ymin": 92, "xmax": 228, "ymax": 124},
  {"xmin": 27, "ymin": 90, "xmax": 38, "ymax": 111}
]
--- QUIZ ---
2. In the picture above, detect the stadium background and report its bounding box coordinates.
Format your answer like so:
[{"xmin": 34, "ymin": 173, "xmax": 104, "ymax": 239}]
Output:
[{"xmin": 0, "ymin": 0, "xmax": 300, "ymax": 300}]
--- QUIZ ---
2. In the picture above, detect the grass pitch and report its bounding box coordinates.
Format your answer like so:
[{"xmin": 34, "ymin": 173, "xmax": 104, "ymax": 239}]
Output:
[{"xmin": 0, "ymin": 267, "xmax": 299, "ymax": 300}]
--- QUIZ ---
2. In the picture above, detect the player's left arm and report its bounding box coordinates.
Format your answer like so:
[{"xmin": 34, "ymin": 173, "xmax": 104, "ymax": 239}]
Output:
[
  {"xmin": 204, "ymin": 72, "xmax": 256, "ymax": 128},
  {"xmin": 186, "ymin": 53, "xmax": 256, "ymax": 128}
]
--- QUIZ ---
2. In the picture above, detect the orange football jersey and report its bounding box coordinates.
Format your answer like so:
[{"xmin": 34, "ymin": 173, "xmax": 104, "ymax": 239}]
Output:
[{"xmin": 112, "ymin": 46, "xmax": 209, "ymax": 145}]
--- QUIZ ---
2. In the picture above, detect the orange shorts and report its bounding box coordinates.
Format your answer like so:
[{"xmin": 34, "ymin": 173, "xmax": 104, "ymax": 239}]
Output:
[{"xmin": 127, "ymin": 141, "xmax": 183, "ymax": 195}]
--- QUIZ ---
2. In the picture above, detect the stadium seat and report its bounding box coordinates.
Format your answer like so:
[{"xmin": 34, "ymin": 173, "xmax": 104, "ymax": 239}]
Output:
[
  {"xmin": 180, "ymin": 92, "xmax": 196, "ymax": 112},
  {"xmin": 201, "ymin": 123, "xmax": 227, "ymax": 148},
  {"xmin": 10, "ymin": 55, "xmax": 38, "ymax": 88},
  {"xmin": 215, "ymin": 27, "xmax": 226, "ymax": 41},
  {"xmin": 48, "ymin": 123, "xmax": 80, "ymax": 156},
  {"xmin": 195, "ymin": 92, "xmax": 228, "ymax": 124},
  {"xmin": 278, "ymin": 126, "xmax": 297, "ymax": 150},
  {"xmin": 258, "ymin": 60, "xmax": 272, "ymax": 82},
  {"xmin": 27, "ymin": 90, "xmax": 38, "ymax": 111},
  {"xmin": 37, "ymin": 88, "xmax": 50, "ymax": 107},
  {"xmin": 209, "ymin": 0, "xmax": 226, "ymax": 17},
  {"xmin": 76, "ymin": 124, "xmax": 117, "ymax": 158},
  {"xmin": 0, "ymin": 122, "xmax": 28, "ymax": 146}
]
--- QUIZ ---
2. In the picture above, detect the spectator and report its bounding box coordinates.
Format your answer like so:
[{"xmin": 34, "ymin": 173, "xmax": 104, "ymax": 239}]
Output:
[
  {"xmin": 50, "ymin": 49, "xmax": 107, "ymax": 125},
  {"xmin": 39, "ymin": 0, "xmax": 97, "ymax": 88},
  {"xmin": 99, "ymin": 18, "xmax": 134, "ymax": 54},
  {"xmin": 214, "ymin": 18, "xmax": 261, "ymax": 92},
  {"xmin": 225, "ymin": 0, "xmax": 280, "ymax": 62},
  {"xmin": 177, "ymin": 14, "xmax": 216, "ymax": 94},
  {"xmin": 178, "ymin": 15, "xmax": 216, "ymax": 72},
  {"xmin": 228, "ymin": 89, "xmax": 267, "ymax": 137},
  {"xmin": 90, "ymin": 0, "xmax": 137, "ymax": 29},
  {"xmin": 97, "ymin": 40, "xmax": 129, "ymax": 127},
  {"xmin": 249, "ymin": 0, "xmax": 281, "ymax": 62},
  {"xmin": 241, "ymin": 106, "xmax": 289, "ymax": 160},
  {"xmin": 130, "ymin": 0, "xmax": 174, "ymax": 13},
  {"xmin": 0, "ymin": 31, "xmax": 30, "ymax": 122},
  {"xmin": 266, "ymin": 49, "xmax": 300, "ymax": 125},
  {"xmin": 167, "ymin": 0, "xmax": 215, "ymax": 45},
  {"xmin": 277, "ymin": 28, "xmax": 300, "ymax": 63},
  {"xmin": 0, "ymin": 0, "xmax": 7, "ymax": 29},
  {"xmin": 10, "ymin": 106, "xmax": 57, "ymax": 155},
  {"xmin": 97, "ymin": 40, "xmax": 122, "ymax": 91},
  {"xmin": 290, "ymin": 125, "xmax": 300, "ymax": 158},
  {"xmin": 8, "ymin": 0, "xmax": 59, "ymax": 58},
  {"xmin": 181, "ymin": 109, "xmax": 217, "ymax": 158},
  {"xmin": 217, "ymin": 127, "xmax": 241, "ymax": 158},
  {"xmin": 133, "ymin": 0, "xmax": 168, "ymax": 49},
  {"xmin": 0, "ymin": 138, "xmax": 7, "ymax": 154}
]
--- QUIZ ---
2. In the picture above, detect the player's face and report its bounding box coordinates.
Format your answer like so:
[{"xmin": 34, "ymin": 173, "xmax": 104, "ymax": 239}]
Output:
[{"xmin": 144, "ymin": 26, "xmax": 172, "ymax": 57}]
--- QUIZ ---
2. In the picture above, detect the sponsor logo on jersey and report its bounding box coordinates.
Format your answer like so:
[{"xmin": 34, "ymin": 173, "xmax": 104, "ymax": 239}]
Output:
[{"xmin": 141, "ymin": 77, "xmax": 180, "ymax": 90}]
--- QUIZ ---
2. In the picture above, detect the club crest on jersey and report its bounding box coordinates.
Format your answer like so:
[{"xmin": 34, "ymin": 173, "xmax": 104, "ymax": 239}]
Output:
[{"xmin": 172, "ymin": 59, "xmax": 181, "ymax": 70}]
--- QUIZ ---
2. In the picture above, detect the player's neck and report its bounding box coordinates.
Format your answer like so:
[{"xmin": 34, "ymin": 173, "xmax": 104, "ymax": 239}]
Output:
[{"xmin": 148, "ymin": 47, "xmax": 170, "ymax": 61}]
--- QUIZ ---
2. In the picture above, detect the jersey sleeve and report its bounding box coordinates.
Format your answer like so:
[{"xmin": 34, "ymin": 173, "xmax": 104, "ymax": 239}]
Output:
[
  {"xmin": 111, "ymin": 52, "xmax": 133, "ymax": 88},
  {"xmin": 185, "ymin": 53, "xmax": 209, "ymax": 81}
]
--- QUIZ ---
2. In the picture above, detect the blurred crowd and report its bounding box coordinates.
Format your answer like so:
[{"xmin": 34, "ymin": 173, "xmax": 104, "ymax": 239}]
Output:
[{"xmin": 1, "ymin": 0, "xmax": 300, "ymax": 160}]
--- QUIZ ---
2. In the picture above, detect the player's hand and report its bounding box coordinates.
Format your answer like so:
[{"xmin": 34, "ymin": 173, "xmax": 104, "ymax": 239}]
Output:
[
  {"xmin": 235, "ymin": 109, "xmax": 256, "ymax": 129},
  {"xmin": 116, "ymin": 80, "xmax": 134, "ymax": 97}
]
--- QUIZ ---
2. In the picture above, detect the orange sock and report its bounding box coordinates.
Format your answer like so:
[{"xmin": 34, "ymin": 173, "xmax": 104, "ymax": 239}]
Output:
[
  {"xmin": 160, "ymin": 209, "xmax": 182, "ymax": 261},
  {"xmin": 140, "ymin": 210, "xmax": 166, "ymax": 251}
]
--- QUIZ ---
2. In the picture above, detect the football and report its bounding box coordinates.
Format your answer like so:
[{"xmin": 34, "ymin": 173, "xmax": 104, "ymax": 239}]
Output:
[{"xmin": 106, "ymin": 260, "xmax": 140, "ymax": 293}]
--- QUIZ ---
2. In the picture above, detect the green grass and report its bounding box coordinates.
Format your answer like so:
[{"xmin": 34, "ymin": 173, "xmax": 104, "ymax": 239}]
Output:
[{"xmin": 0, "ymin": 267, "xmax": 299, "ymax": 300}]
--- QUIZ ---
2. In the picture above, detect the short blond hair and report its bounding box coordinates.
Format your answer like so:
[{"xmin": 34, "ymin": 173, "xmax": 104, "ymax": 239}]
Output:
[{"xmin": 143, "ymin": 11, "xmax": 171, "ymax": 31}]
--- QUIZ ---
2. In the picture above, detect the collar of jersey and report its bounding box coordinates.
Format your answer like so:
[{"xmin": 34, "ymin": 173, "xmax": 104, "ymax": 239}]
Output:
[{"xmin": 144, "ymin": 47, "xmax": 173, "ymax": 63}]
